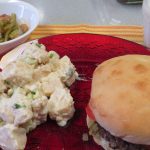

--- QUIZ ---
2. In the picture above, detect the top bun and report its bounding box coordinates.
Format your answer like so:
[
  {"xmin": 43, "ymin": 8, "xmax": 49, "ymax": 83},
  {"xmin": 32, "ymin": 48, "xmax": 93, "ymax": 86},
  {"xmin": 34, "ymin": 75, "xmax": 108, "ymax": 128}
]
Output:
[{"xmin": 89, "ymin": 55, "xmax": 150, "ymax": 145}]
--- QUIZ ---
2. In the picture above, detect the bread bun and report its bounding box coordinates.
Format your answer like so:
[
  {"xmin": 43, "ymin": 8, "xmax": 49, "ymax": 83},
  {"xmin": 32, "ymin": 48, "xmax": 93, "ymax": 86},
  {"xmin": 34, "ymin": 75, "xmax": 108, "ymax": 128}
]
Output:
[{"xmin": 89, "ymin": 55, "xmax": 150, "ymax": 145}]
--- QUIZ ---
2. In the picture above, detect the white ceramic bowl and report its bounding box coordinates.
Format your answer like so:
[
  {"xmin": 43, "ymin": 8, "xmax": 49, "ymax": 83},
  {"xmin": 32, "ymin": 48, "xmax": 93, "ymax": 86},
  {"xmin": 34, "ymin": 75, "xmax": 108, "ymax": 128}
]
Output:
[{"xmin": 0, "ymin": 0, "xmax": 39, "ymax": 54}]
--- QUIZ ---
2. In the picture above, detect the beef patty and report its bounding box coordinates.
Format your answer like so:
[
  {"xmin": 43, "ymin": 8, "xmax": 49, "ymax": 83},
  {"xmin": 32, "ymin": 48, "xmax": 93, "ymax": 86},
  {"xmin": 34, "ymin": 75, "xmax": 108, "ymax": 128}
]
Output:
[{"xmin": 89, "ymin": 121, "xmax": 147, "ymax": 150}]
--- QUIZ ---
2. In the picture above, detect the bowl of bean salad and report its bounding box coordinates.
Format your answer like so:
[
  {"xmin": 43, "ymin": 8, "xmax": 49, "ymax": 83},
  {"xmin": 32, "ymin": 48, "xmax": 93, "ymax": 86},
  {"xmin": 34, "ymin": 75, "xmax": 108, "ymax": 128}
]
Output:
[{"xmin": 0, "ymin": 0, "xmax": 39, "ymax": 54}]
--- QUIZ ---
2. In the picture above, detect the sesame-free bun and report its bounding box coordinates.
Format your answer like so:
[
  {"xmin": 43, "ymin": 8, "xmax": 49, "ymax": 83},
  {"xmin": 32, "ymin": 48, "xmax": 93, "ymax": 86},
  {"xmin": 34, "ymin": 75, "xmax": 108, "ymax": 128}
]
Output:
[{"xmin": 89, "ymin": 55, "xmax": 150, "ymax": 145}]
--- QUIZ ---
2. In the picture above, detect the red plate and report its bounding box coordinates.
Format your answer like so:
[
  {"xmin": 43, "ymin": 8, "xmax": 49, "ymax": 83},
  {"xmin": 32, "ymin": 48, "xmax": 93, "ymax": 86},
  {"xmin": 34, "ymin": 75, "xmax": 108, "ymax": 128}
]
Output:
[{"xmin": 24, "ymin": 34, "xmax": 150, "ymax": 150}]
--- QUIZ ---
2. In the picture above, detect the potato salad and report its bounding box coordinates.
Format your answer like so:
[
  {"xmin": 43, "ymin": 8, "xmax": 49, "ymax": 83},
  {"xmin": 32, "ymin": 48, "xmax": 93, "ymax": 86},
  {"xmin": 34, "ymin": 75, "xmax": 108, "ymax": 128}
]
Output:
[{"xmin": 0, "ymin": 42, "xmax": 78, "ymax": 150}]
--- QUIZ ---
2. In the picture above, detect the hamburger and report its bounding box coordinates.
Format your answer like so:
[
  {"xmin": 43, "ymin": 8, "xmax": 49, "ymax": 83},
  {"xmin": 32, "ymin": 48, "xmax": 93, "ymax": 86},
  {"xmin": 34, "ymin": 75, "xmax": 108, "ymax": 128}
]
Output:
[{"xmin": 86, "ymin": 55, "xmax": 150, "ymax": 150}]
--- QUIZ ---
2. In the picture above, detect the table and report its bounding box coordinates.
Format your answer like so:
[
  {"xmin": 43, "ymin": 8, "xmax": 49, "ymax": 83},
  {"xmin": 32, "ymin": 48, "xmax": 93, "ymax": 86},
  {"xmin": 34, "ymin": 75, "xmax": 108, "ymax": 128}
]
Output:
[
  {"xmin": 23, "ymin": 0, "xmax": 143, "ymax": 25},
  {"xmin": 23, "ymin": 0, "xmax": 144, "ymax": 45}
]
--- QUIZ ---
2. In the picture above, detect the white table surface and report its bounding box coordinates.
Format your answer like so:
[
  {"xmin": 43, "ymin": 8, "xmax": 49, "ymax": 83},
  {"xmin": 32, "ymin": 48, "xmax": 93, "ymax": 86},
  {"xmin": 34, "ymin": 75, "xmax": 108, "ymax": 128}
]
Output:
[{"xmin": 23, "ymin": 0, "xmax": 143, "ymax": 26}]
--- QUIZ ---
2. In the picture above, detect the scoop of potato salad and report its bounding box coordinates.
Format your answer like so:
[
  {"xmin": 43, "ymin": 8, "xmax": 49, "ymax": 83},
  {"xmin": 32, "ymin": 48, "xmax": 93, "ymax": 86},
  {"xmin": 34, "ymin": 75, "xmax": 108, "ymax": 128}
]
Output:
[{"xmin": 0, "ymin": 41, "xmax": 78, "ymax": 150}]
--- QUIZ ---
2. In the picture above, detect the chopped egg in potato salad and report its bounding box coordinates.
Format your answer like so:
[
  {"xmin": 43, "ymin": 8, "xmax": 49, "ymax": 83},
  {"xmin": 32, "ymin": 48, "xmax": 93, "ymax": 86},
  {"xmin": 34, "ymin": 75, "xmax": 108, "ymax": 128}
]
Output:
[{"xmin": 0, "ymin": 42, "xmax": 78, "ymax": 150}]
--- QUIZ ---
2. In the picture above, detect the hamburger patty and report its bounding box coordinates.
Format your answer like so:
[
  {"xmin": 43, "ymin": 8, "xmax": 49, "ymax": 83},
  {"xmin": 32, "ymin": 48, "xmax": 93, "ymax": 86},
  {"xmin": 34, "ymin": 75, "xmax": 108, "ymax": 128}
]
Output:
[{"xmin": 89, "ymin": 121, "xmax": 145, "ymax": 150}]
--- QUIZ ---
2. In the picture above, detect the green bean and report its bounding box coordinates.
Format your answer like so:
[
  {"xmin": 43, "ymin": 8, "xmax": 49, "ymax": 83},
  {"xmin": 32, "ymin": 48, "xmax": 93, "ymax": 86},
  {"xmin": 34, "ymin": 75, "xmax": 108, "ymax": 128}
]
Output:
[
  {"xmin": 4, "ymin": 21, "xmax": 15, "ymax": 31},
  {"xmin": 0, "ymin": 13, "xmax": 28, "ymax": 42},
  {"xmin": 0, "ymin": 20, "xmax": 4, "ymax": 27},
  {"xmin": 4, "ymin": 28, "xmax": 13, "ymax": 41},
  {"xmin": 0, "ymin": 38, "xmax": 4, "ymax": 43},
  {"xmin": 10, "ymin": 14, "xmax": 16, "ymax": 24},
  {"xmin": 13, "ymin": 24, "xmax": 19, "ymax": 30},
  {"xmin": 3, "ymin": 19, "xmax": 9, "ymax": 26},
  {"xmin": 9, "ymin": 29, "xmax": 19, "ymax": 39}
]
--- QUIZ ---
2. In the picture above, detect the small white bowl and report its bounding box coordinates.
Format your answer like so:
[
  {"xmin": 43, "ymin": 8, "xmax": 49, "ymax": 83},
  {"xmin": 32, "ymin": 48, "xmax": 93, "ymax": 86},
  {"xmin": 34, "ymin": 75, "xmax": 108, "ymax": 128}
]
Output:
[{"xmin": 0, "ymin": 0, "xmax": 39, "ymax": 54}]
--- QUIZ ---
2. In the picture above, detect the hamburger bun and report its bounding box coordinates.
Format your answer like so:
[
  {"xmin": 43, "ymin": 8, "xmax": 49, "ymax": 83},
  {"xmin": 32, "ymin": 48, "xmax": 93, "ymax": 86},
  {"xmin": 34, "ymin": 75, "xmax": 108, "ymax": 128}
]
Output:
[{"xmin": 89, "ymin": 55, "xmax": 150, "ymax": 145}]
